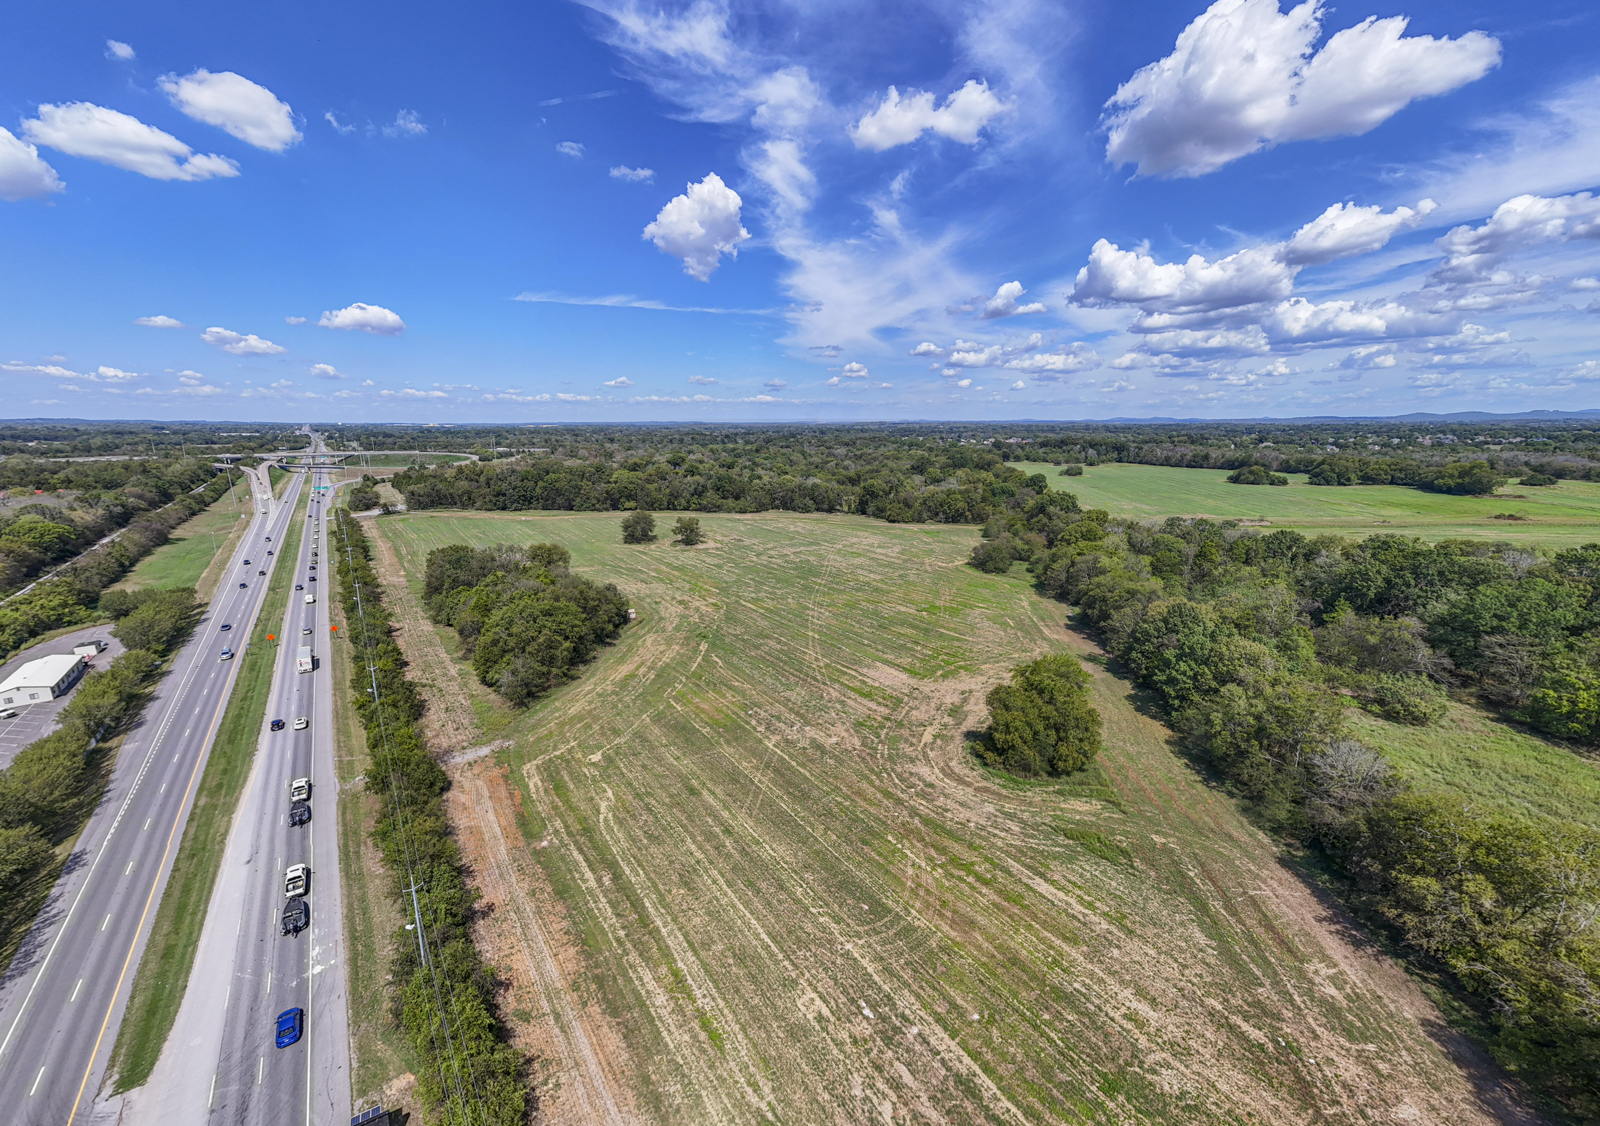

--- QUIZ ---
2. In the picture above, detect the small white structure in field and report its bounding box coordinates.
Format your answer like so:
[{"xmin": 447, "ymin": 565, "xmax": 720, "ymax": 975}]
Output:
[
  {"xmin": 627, "ymin": 608, "xmax": 637, "ymax": 622},
  {"xmin": 0, "ymin": 653, "xmax": 88, "ymax": 706}
]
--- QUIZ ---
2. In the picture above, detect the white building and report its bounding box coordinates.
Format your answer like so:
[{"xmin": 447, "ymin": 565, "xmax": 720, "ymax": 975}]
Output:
[{"xmin": 0, "ymin": 653, "xmax": 88, "ymax": 707}]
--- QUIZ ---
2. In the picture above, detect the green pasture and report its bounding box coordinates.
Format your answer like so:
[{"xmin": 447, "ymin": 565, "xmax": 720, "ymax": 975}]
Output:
[
  {"xmin": 1012, "ymin": 461, "xmax": 1600, "ymax": 549},
  {"xmin": 114, "ymin": 493, "xmax": 250, "ymax": 593},
  {"xmin": 339, "ymin": 452, "xmax": 473, "ymax": 469},
  {"xmin": 1351, "ymin": 705, "xmax": 1600, "ymax": 831}
]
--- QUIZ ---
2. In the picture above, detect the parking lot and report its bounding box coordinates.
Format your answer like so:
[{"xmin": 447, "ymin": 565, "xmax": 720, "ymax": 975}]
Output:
[{"xmin": 0, "ymin": 624, "xmax": 125, "ymax": 769}]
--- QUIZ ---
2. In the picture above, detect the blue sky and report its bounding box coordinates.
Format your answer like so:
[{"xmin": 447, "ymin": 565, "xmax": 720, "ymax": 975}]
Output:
[{"xmin": 1, "ymin": 0, "xmax": 1597, "ymax": 422}]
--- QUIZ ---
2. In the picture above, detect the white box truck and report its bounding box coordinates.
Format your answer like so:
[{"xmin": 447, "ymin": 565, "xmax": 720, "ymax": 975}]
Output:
[
  {"xmin": 297, "ymin": 645, "xmax": 313, "ymax": 673},
  {"xmin": 304, "ymin": 593, "xmax": 315, "ymax": 604}
]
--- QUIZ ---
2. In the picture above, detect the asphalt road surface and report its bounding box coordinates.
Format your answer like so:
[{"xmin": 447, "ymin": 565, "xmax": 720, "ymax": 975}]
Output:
[
  {"xmin": 0, "ymin": 457, "xmax": 306, "ymax": 1124},
  {"xmin": 129, "ymin": 439, "xmax": 351, "ymax": 1124}
]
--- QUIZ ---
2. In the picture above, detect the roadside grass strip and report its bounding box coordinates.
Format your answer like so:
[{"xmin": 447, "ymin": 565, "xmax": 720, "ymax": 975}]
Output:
[{"xmin": 107, "ymin": 486, "xmax": 308, "ymax": 1092}]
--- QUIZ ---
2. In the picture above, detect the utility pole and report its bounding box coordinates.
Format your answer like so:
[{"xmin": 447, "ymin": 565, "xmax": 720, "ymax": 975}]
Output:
[{"xmin": 405, "ymin": 879, "xmax": 428, "ymax": 967}]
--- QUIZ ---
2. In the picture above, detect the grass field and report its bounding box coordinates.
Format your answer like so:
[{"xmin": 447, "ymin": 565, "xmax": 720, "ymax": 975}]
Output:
[
  {"xmin": 114, "ymin": 492, "xmax": 250, "ymax": 595},
  {"xmin": 341, "ymin": 452, "xmax": 474, "ymax": 469},
  {"xmin": 1012, "ymin": 462, "xmax": 1600, "ymax": 549},
  {"xmin": 109, "ymin": 483, "xmax": 308, "ymax": 1092},
  {"xmin": 371, "ymin": 509, "xmax": 1516, "ymax": 1125},
  {"xmin": 1351, "ymin": 703, "xmax": 1600, "ymax": 830}
]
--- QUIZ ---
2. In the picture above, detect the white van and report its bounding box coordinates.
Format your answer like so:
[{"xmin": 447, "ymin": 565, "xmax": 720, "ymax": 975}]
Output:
[{"xmin": 304, "ymin": 594, "xmax": 316, "ymax": 604}]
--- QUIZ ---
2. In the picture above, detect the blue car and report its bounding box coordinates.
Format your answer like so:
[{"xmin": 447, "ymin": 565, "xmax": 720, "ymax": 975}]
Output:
[{"xmin": 275, "ymin": 1007, "xmax": 303, "ymax": 1048}]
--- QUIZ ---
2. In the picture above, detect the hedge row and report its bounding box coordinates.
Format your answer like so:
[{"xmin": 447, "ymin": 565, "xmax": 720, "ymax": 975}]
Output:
[{"xmin": 331, "ymin": 511, "xmax": 526, "ymax": 1124}]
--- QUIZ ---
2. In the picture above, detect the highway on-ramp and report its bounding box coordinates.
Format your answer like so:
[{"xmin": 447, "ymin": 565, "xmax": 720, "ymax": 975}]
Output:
[{"xmin": 0, "ymin": 455, "xmax": 305, "ymax": 1124}]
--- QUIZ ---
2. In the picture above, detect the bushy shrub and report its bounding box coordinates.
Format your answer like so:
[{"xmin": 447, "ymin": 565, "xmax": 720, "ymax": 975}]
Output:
[
  {"xmin": 621, "ymin": 510, "xmax": 656, "ymax": 543},
  {"xmin": 1521, "ymin": 473, "xmax": 1558, "ymax": 487},
  {"xmin": 1226, "ymin": 464, "xmax": 1288, "ymax": 486},
  {"xmin": 980, "ymin": 655, "xmax": 1101, "ymax": 777},
  {"xmin": 1355, "ymin": 673, "xmax": 1449, "ymax": 726}
]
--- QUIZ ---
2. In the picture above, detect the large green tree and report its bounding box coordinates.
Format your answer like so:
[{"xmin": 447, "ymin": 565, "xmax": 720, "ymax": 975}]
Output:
[{"xmin": 982, "ymin": 655, "xmax": 1101, "ymax": 777}]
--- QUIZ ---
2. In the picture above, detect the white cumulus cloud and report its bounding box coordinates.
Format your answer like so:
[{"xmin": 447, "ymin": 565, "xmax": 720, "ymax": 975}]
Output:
[
  {"xmin": 105, "ymin": 40, "xmax": 135, "ymax": 60},
  {"xmin": 1432, "ymin": 192, "xmax": 1600, "ymax": 284},
  {"xmin": 201, "ymin": 326, "xmax": 286, "ymax": 354},
  {"xmin": 160, "ymin": 70, "xmax": 301, "ymax": 152},
  {"xmin": 318, "ymin": 303, "xmax": 406, "ymax": 335},
  {"xmin": 556, "ymin": 141, "xmax": 585, "ymax": 158},
  {"xmin": 687, "ymin": 374, "xmax": 717, "ymax": 384},
  {"xmin": 980, "ymin": 281, "xmax": 1046, "ymax": 320},
  {"xmin": 22, "ymin": 103, "xmax": 239, "ymax": 181},
  {"xmin": 610, "ymin": 165, "xmax": 654, "ymax": 182},
  {"xmin": 908, "ymin": 341, "xmax": 944, "ymax": 357},
  {"xmin": 1282, "ymin": 198, "xmax": 1437, "ymax": 265},
  {"xmin": 1103, "ymin": 0, "xmax": 1501, "ymax": 177},
  {"xmin": 308, "ymin": 363, "xmax": 347, "ymax": 379},
  {"xmin": 135, "ymin": 315, "xmax": 184, "ymax": 328},
  {"xmin": 1073, "ymin": 240, "xmax": 1294, "ymax": 314},
  {"xmin": 851, "ymin": 80, "xmax": 1007, "ymax": 151},
  {"xmin": 602, "ymin": 376, "xmax": 635, "ymax": 386},
  {"xmin": 840, "ymin": 361, "xmax": 869, "ymax": 378},
  {"xmin": 0, "ymin": 128, "xmax": 64, "ymax": 201},
  {"xmin": 642, "ymin": 172, "xmax": 750, "ymax": 281}
]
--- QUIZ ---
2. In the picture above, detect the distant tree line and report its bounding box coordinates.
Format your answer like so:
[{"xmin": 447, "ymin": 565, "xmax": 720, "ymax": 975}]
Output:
[
  {"xmin": 423, "ymin": 542, "xmax": 629, "ymax": 707},
  {"xmin": 983, "ymin": 501, "xmax": 1600, "ymax": 1115},
  {"xmin": 0, "ymin": 468, "xmax": 238, "ymax": 659},
  {"xmin": 331, "ymin": 513, "xmax": 526, "ymax": 1123}
]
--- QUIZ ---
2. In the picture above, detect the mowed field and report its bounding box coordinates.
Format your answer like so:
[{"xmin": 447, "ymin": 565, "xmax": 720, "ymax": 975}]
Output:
[
  {"xmin": 369, "ymin": 509, "xmax": 1526, "ymax": 1126},
  {"xmin": 1011, "ymin": 462, "xmax": 1600, "ymax": 549},
  {"xmin": 113, "ymin": 491, "xmax": 251, "ymax": 596}
]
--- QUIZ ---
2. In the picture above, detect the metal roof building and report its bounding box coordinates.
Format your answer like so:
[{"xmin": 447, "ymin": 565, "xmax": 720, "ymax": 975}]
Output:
[{"xmin": 0, "ymin": 653, "xmax": 87, "ymax": 707}]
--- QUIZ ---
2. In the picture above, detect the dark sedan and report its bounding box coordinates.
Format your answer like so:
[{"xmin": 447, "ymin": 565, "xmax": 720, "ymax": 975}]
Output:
[
  {"xmin": 288, "ymin": 800, "xmax": 311, "ymax": 826},
  {"xmin": 270, "ymin": 719, "xmax": 285, "ymax": 731},
  {"xmin": 281, "ymin": 898, "xmax": 309, "ymax": 936}
]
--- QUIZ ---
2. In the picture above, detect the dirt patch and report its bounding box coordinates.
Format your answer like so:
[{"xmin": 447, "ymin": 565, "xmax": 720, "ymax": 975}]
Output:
[{"xmin": 364, "ymin": 516, "xmax": 479, "ymax": 753}]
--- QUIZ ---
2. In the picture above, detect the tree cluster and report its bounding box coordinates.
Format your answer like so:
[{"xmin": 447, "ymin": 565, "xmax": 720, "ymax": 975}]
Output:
[
  {"xmin": 423, "ymin": 542, "xmax": 629, "ymax": 707},
  {"xmin": 0, "ymin": 648, "xmax": 163, "ymax": 949},
  {"xmin": 980, "ymin": 655, "xmax": 1102, "ymax": 777},
  {"xmin": 1226, "ymin": 464, "xmax": 1288, "ymax": 486},
  {"xmin": 0, "ymin": 468, "xmax": 237, "ymax": 659},
  {"xmin": 1006, "ymin": 511, "xmax": 1600, "ymax": 1114},
  {"xmin": 332, "ymin": 513, "xmax": 526, "ymax": 1123}
]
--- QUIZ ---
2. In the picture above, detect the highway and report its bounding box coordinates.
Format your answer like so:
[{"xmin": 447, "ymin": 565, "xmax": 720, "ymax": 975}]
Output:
[
  {"xmin": 128, "ymin": 433, "xmax": 351, "ymax": 1125},
  {"xmin": 0, "ymin": 453, "xmax": 305, "ymax": 1124}
]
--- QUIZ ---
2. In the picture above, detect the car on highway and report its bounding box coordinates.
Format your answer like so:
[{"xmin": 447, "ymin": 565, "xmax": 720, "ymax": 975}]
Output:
[
  {"xmin": 243, "ymin": 559, "xmax": 251, "ymax": 566},
  {"xmin": 219, "ymin": 648, "xmax": 234, "ymax": 661},
  {"xmin": 295, "ymin": 583, "xmax": 303, "ymax": 590},
  {"xmin": 284, "ymin": 863, "xmax": 309, "ymax": 897},
  {"xmin": 270, "ymin": 718, "xmax": 285, "ymax": 731},
  {"xmin": 290, "ymin": 776, "xmax": 311, "ymax": 800},
  {"xmin": 281, "ymin": 897, "xmax": 309, "ymax": 936},
  {"xmin": 266, "ymin": 549, "xmax": 274, "ymax": 555},
  {"xmin": 301, "ymin": 626, "xmax": 312, "ymax": 635},
  {"xmin": 265, "ymin": 536, "xmax": 271, "ymax": 541},
  {"xmin": 239, "ymin": 582, "xmax": 248, "ymax": 589},
  {"xmin": 275, "ymin": 1007, "xmax": 303, "ymax": 1048},
  {"xmin": 219, "ymin": 623, "xmax": 232, "ymax": 631},
  {"xmin": 308, "ymin": 575, "xmax": 316, "ymax": 582},
  {"xmin": 293, "ymin": 716, "xmax": 309, "ymax": 730},
  {"xmin": 258, "ymin": 569, "xmax": 266, "ymax": 575},
  {"xmin": 289, "ymin": 800, "xmax": 310, "ymax": 826}
]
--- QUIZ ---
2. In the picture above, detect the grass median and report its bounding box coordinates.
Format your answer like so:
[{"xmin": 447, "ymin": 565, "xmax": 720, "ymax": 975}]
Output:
[{"xmin": 108, "ymin": 483, "xmax": 308, "ymax": 1092}]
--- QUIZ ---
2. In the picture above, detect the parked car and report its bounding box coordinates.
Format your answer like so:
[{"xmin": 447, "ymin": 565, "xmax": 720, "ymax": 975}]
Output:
[
  {"xmin": 0, "ymin": 709, "xmax": 17, "ymax": 720},
  {"xmin": 281, "ymin": 897, "xmax": 309, "ymax": 936},
  {"xmin": 275, "ymin": 1007, "xmax": 303, "ymax": 1048},
  {"xmin": 219, "ymin": 623, "xmax": 232, "ymax": 631},
  {"xmin": 290, "ymin": 776, "xmax": 311, "ymax": 800},
  {"xmin": 270, "ymin": 719, "xmax": 285, "ymax": 731},
  {"xmin": 293, "ymin": 716, "xmax": 308, "ymax": 731},
  {"xmin": 288, "ymin": 800, "xmax": 311, "ymax": 826},
  {"xmin": 219, "ymin": 648, "xmax": 234, "ymax": 661},
  {"xmin": 283, "ymin": 863, "xmax": 309, "ymax": 897}
]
